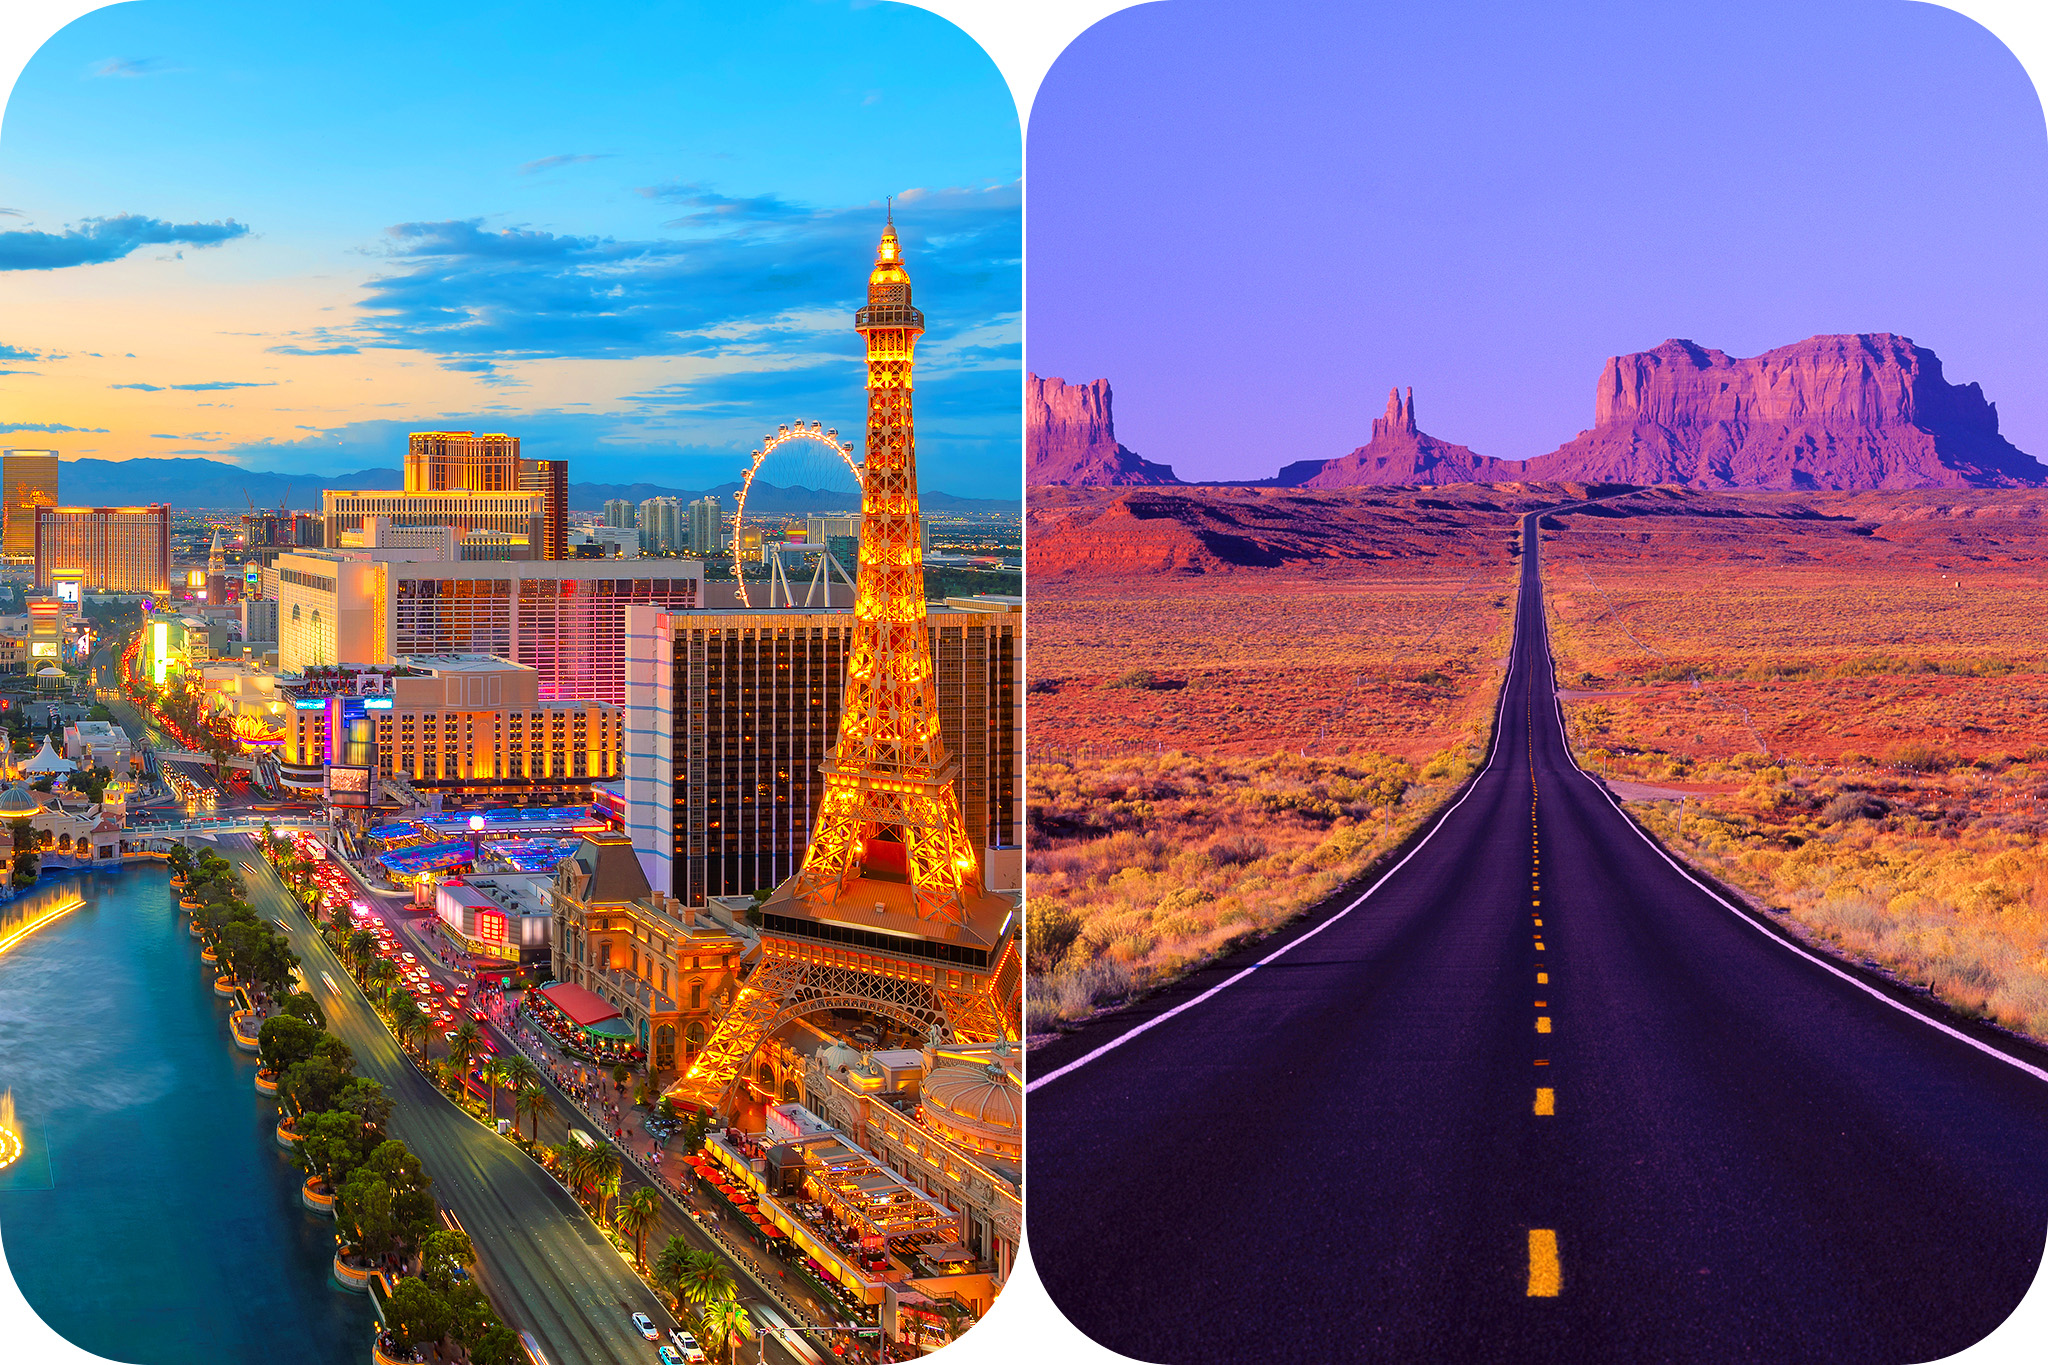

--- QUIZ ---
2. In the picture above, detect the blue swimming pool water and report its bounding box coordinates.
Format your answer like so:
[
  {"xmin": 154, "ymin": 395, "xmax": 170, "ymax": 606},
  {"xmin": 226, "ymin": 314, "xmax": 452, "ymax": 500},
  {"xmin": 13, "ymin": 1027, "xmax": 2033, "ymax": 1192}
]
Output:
[{"xmin": 0, "ymin": 866, "xmax": 375, "ymax": 1364}]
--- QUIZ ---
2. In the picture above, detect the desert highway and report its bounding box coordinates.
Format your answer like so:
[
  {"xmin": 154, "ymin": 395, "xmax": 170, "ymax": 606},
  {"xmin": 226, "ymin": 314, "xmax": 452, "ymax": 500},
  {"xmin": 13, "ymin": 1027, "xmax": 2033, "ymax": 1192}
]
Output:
[{"xmin": 1026, "ymin": 509, "xmax": 2048, "ymax": 1363}]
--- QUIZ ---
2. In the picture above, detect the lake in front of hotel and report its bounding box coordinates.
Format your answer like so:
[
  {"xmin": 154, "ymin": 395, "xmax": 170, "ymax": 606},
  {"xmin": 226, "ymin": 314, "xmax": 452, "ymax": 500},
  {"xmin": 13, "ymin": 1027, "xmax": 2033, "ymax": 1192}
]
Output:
[{"xmin": 0, "ymin": 865, "xmax": 375, "ymax": 1364}]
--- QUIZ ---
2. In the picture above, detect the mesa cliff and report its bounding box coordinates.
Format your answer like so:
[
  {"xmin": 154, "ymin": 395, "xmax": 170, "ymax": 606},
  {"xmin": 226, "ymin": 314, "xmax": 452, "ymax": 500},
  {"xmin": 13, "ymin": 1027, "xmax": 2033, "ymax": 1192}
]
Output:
[
  {"xmin": 1519, "ymin": 334, "xmax": 2044, "ymax": 489},
  {"xmin": 1026, "ymin": 373, "xmax": 1180, "ymax": 486},
  {"xmin": 1034, "ymin": 334, "xmax": 2045, "ymax": 491}
]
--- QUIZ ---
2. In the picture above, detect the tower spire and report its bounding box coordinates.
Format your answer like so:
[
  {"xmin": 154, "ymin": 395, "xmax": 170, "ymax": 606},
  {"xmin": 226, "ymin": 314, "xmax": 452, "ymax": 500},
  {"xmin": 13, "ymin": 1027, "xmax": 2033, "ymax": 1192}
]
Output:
[{"xmin": 664, "ymin": 211, "xmax": 1018, "ymax": 1115}]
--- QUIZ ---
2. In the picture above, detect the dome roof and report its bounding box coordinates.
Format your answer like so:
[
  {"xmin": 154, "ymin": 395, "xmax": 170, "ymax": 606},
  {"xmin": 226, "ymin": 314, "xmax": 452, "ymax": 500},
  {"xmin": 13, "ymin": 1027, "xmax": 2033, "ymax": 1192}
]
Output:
[
  {"xmin": 921, "ymin": 1063, "xmax": 1020, "ymax": 1157},
  {"xmin": 0, "ymin": 783, "xmax": 43, "ymax": 817},
  {"xmin": 817, "ymin": 1041, "xmax": 861, "ymax": 1073}
]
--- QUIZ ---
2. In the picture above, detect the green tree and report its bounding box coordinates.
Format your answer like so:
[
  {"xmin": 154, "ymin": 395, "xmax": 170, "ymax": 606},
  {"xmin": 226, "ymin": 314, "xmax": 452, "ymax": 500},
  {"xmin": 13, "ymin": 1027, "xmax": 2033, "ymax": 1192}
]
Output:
[
  {"xmin": 470, "ymin": 1323, "xmax": 522, "ymax": 1365},
  {"xmin": 443, "ymin": 1279, "xmax": 499, "ymax": 1354},
  {"xmin": 652, "ymin": 1235, "xmax": 694, "ymax": 1309},
  {"xmin": 699, "ymin": 1295, "xmax": 750, "ymax": 1365},
  {"xmin": 446, "ymin": 1020, "xmax": 486, "ymax": 1095},
  {"xmin": 419, "ymin": 1229, "xmax": 477, "ymax": 1295},
  {"xmin": 678, "ymin": 1248, "xmax": 736, "ymax": 1314},
  {"xmin": 280, "ymin": 1036, "xmax": 357, "ymax": 1117},
  {"xmin": 384, "ymin": 1276, "xmax": 453, "ymax": 1356},
  {"xmin": 615, "ymin": 1186, "xmax": 662, "ymax": 1270},
  {"xmin": 588, "ymin": 1143, "xmax": 623, "ymax": 1223},
  {"xmin": 279, "ymin": 990, "xmax": 325, "ymax": 1028},
  {"xmin": 518, "ymin": 1083, "xmax": 555, "ymax": 1144},
  {"xmin": 335, "ymin": 1076, "xmax": 396, "ymax": 1134},
  {"xmin": 347, "ymin": 928, "xmax": 377, "ymax": 972},
  {"xmin": 10, "ymin": 817, "xmax": 39, "ymax": 887},
  {"xmin": 611, "ymin": 1062, "xmax": 631, "ymax": 1091},
  {"xmin": 497, "ymin": 1053, "xmax": 539, "ymax": 1095},
  {"xmin": 297, "ymin": 1108, "xmax": 378, "ymax": 1190},
  {"xmin": 336, "ymin": 1168, "xmax": 397, "ymax": 1262},
  {"xmin": 257, "ymin": 1014, "xmax": 325, "ymax": 1077}
]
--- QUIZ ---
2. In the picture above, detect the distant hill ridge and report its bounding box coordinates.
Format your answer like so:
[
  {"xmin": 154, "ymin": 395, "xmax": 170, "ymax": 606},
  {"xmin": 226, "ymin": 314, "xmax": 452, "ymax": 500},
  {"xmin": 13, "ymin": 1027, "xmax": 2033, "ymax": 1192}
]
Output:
[
  {"xmin": 41, "ymin": 456, "xmax": 1014, "ymax": 512},
  {"xmin": 1031, "ymin": 334, "xmax": 2048, "ymax": 491}
]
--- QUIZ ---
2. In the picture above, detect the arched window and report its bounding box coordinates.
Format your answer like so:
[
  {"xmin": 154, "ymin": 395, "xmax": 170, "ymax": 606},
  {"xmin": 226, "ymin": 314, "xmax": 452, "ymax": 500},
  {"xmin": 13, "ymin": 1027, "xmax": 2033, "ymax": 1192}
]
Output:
[
  {"xmin": 290, "ymin": 604, "xmax": 301, "ymax": 622},
  {"xmin": 756, "ymin": 1061, "xmax": 774, "ymax": 1088},
  {"xmin": 684, "ymin": 1021, "xmax": 707, "ymax": 1057},
  {"xmin": 654, "ymin": 1024, "xmax": 676, "ymax": 1071},
  {"xmin": 781, "ymin": 1078, "xmax": 799, "ymax": 1102}
]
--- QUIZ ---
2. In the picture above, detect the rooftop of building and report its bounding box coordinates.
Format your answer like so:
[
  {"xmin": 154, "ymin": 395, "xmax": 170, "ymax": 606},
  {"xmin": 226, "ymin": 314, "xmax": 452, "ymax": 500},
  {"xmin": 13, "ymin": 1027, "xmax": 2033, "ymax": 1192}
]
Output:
[{"xmin": 397, "ymin": 653, "xmax": 538, "ymax": 674}]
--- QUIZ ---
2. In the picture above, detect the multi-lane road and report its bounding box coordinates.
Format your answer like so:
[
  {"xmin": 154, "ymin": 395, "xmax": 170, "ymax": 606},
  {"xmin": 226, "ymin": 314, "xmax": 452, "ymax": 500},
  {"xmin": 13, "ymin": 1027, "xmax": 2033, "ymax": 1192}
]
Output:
[
  {"xmin": 1026, "ymin": 509, "xmax": 2048, "ymax": 1363},
  {"xmin": 221, "ymin": 836, "xmax": 689, "ymax": 1365}
]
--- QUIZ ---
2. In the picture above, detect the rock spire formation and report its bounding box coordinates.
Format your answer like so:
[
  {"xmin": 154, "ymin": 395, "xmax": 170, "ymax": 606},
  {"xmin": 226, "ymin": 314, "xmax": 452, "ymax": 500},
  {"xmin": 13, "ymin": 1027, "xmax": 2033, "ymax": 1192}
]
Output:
[
  {"xmin": 1027, "ymin": 373, "xmax": 1181, "ymax": 486},
  {"xmin": 1301, "ymin": 384, "xmax": 1515, "ymax": 488},
  {"xmin": 1517, "ymin": 334, "xmax": 2044, "ymax": 489}
]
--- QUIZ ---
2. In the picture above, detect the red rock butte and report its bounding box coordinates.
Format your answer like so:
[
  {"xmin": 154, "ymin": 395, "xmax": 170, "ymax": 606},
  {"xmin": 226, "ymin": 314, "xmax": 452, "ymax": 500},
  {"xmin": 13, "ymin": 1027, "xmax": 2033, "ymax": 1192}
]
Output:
[
  {"xmin": 1027, "ymin": 373, "xmax": 1181, "ymax": 486},
  {"xmin": 1032, "ymin": 335, "xmax": 2048, "ymax": 491}
]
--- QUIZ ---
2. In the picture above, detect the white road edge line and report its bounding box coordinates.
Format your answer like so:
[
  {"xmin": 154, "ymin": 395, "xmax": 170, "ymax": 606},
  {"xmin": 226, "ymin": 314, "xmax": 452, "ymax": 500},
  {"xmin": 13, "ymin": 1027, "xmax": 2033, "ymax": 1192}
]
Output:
[
  {"xmin": 1026, "ymin": 518, "xmax": 1537, "ymax": 1094},
  {"xmin": 1534, "ymin": 533, "xmax": 2048, "ymax": 1089}
]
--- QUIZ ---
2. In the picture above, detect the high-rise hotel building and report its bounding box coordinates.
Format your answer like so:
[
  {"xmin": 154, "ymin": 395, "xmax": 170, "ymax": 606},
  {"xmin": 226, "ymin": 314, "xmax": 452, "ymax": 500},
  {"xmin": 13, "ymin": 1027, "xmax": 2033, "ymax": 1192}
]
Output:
[
  {"xmin": 275, "ymin": 543, "xmax": 706, "ymax": 704},
  {"xmin": 622, "ymin": 596, "xmax": 1022, "ymax": 907},
  {"xmin": 2, "ymin": 450, "xmax": 60, "ymax": 563},
  {"xmin": 323, "ymin": 431, "xmax": 568, "ymax": 560},
  {"xmin": 33, "ymin": 504, "xmax": 171, "ymax": 594}
]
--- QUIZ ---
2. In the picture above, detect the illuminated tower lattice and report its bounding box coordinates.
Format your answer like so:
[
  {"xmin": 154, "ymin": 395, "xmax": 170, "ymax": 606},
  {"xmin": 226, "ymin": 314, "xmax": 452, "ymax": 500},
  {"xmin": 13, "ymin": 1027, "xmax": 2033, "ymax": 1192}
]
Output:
[{"xmin": 668, "ymin": 213, "xmax": 1019, "ymax": 1116}]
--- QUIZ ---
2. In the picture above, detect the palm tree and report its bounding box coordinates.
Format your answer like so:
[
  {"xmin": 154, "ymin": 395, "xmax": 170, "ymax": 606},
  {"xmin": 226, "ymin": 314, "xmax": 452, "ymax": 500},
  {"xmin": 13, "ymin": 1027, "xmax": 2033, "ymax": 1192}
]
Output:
[
  {"xmin": 447, "ymin": 1020, "xmax": 485, "ymax": 1095},
  {"xmin": 497, "ymin": 1053, "xmax": 539, "ymax": 1105},
  {"xmin": 481, "ymin": 1058, "xmax": 508, "ymax": 1123},
  {"xmin": 346, "ymin": 928, "xmax": 377, "ymax": 972},
  {"xmin": 560, "ymin": 1142, "xmax": 594, "ymax": 1205},
  {"xmin": 698, "ymin": 1296, "xmax": 749, "ymax": 1365},
  {"xmin": 652, "ymin": 1235, "xmax": 694, "ymax": 1310},
  {"xmin": 614, "ymin": 1186, "xmax": 662, "ymax": 1269},
  {"xmin": 589, "ymin": 1143, "xmax": 623, "ymax": 1224},
  {"xmin": 517, "ymin": 1083, "xmax": 554, "ymax": 1144},
  {"xmin": 677, "ymin": 1248, "xmax": 736, "ymax": 1314}
]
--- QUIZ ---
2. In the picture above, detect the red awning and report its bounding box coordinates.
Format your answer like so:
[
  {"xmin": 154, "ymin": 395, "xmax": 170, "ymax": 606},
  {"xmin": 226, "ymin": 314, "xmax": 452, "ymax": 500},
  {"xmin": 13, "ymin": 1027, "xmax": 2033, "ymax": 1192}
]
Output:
[{"xmin": 537, "ymin": 981, "xmax": 622, "ymax": 1027}]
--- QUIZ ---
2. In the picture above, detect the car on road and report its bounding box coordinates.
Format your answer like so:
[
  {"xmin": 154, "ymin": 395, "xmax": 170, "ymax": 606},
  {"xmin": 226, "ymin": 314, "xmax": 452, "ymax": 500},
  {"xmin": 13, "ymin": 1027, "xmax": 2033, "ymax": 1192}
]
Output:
[
  {"xmin": 659, "ymin": 1348, "xmax": 684, "ymax": 1365},
  {"xmin": 671, "ymin": 1331, "xmax": 706, "ymax": 1363},
  {"xmin": 631, "ymin": 1312, "xmax": 658, "ymax": 1341}
]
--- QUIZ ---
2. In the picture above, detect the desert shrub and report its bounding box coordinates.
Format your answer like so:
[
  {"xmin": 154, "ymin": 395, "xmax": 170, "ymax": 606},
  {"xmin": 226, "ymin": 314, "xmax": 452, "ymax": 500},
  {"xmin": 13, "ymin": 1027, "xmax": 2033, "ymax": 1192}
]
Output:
[
  {"xmin": 1105, "ymin": 668, "xmax": 1172, "ymax": 690},
  {"xmin": 1026, "ymin": 902, "xmax": 1084, "ymax": 975},
  {"xmin": 1209, "ymin": 833, "xmax": 1267, "ymax": 866},
  {"xmin": 1890, "ymin": 742, "xmax": 1957, "ymax": 773},
  {"xmin": 1824, "ymin": 791, "xmax": 1889, "ymax": 823}
]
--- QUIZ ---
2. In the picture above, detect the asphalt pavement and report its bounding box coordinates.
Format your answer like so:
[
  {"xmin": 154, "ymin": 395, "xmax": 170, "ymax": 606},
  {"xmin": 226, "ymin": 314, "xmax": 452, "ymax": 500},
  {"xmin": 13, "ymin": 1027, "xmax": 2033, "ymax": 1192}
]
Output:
[
  {"xmin": 1024, "ymin": 509, "xmax": 2048, "ymax": 1364},
  {"xmin": 220, "ymin": 837, "xmax": 688, "ymax": 1365}
]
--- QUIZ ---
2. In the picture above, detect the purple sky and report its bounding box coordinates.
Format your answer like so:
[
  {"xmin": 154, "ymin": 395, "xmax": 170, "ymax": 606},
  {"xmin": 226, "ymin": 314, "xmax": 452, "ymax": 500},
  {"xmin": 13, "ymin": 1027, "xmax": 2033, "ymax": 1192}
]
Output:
[{"xmin": 1027, "ymin": 0, "xmax": 2048, "ymax": 482}]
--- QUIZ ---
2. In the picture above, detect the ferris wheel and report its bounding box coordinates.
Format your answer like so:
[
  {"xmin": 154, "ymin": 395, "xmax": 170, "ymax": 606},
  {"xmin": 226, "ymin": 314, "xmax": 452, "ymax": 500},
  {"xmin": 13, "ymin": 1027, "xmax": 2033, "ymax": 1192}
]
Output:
[{"xmin": 734, "ymin": 420, "xmax": 862, "ymax": 608}]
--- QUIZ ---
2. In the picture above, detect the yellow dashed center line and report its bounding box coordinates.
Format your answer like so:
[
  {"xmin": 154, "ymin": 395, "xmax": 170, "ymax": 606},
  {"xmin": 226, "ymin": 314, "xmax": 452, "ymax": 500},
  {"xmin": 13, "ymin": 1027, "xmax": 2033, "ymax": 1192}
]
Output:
[
  {"xmin": 1536, "ymin": 972, "xmax": 1548, "ymax": 984},
  {"xmin": 1528, "ymin": 1230, "xmax": 1562, "ymax": 1296},
  {"xmin": 1536, "ymin": 1016, "xmax": 1552, "ymax": 1033},
  {"xmin": 1534, "ymin": 1087, "xmax": 1555, "ymax": 1116}
]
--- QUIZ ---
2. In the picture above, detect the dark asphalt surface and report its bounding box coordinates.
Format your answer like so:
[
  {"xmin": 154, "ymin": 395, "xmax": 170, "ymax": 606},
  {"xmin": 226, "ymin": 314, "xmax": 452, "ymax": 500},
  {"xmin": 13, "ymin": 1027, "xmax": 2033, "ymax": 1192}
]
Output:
[
  {"xmin": 1025, "ymin": 510, "xmax": 2048, "ymax": 1363},
  {"xmin": 221, "ymin": 837, "xmax": 684, "ymax": 1365}
]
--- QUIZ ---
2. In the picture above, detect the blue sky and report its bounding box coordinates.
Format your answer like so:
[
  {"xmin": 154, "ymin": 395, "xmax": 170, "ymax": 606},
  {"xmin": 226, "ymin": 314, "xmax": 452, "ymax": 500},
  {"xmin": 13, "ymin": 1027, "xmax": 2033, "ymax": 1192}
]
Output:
[
  {"xmin": 0, "ymin": 0, "xmax": 1021, "ymax": 496},
  {"xmin": 1028, "ymin": 0, "xmax": 2048, "ymax": 482}
]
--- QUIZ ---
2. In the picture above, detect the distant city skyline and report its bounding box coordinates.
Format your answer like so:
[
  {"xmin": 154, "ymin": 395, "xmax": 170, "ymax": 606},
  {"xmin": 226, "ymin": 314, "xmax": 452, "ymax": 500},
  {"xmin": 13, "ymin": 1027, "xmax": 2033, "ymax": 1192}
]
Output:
[
  {"xmin": 1028, "ymin": 0, "xmax": 2048, "ymax": 483},
  {"xmin": 0, "ymin": 0, "xmax": 1022, "ymax": 495}
]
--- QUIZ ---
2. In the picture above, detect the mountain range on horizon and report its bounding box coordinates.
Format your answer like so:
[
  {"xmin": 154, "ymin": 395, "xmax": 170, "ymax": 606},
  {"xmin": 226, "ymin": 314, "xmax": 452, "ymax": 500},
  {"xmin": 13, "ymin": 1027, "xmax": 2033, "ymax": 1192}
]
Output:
[
  {"xmin": 1029, "ymin": 334, "xmax": 2048, "ymax": 491},
  {"xmin": 20, "ymin": 456, "xmax": 1016, "ymax": 515}
]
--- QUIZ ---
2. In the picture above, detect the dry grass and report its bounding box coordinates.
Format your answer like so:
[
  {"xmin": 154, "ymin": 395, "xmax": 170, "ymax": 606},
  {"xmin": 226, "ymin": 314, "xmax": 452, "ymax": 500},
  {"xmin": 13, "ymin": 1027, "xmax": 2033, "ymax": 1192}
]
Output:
[
  {"xmin": 1027, "ymin": 486, "xmax": 1525, "ymax": 1039},
  {"xmin": 1025, "ymin": 744, "xmax": 1490, "ymax": 1036},
  {"xmin": 1543, "ymin": 487, "xmax": 2048, "ymax": 1043}
]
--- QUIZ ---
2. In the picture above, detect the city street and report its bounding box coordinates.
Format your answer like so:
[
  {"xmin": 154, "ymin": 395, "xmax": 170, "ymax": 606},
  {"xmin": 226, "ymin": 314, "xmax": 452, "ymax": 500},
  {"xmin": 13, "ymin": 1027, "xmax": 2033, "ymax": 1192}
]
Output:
[
  {"xmin": 233, "ymin": 838, "xmax": 831, "ymax": 1365},
  {"xmin": 221, "ymin": 836, "xmax": 695, "ymax": 1365}
]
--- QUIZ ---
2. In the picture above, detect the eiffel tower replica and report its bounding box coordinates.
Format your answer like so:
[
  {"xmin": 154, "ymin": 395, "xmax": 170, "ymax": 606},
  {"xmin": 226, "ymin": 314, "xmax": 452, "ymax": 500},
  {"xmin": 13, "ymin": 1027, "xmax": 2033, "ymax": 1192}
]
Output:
[{"xmin": 669, "ymin": 211, "xmax": 1020, "ymax": 1116}]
